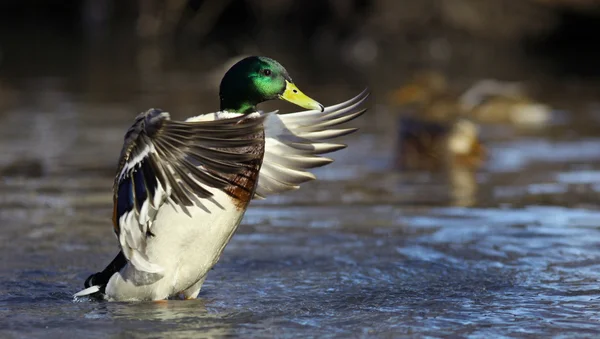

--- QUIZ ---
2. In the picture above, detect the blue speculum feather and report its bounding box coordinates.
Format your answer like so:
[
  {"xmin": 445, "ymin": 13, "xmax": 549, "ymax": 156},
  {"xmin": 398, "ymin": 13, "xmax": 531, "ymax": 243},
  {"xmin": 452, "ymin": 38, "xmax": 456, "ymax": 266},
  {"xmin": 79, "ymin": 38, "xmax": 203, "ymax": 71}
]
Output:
[
  {"xmin": 141, "ymin": 161, "xmax": 157, "ymax": 203},
  {"xmin": 116, "ymin": 177, "xmax": 134, "ymax": 220},
  {"xmin": 132, "ymin": 168, "xmax": 147, "ymax": 212}
]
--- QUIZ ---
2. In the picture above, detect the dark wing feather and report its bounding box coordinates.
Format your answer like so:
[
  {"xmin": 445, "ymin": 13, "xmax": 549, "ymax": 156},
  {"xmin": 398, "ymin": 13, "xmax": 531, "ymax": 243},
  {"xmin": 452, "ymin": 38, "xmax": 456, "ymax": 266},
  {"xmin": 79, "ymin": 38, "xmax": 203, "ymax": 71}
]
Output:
[{"xmin": 111, "ymin": 108, "xmax": 265, "ymax": 273}]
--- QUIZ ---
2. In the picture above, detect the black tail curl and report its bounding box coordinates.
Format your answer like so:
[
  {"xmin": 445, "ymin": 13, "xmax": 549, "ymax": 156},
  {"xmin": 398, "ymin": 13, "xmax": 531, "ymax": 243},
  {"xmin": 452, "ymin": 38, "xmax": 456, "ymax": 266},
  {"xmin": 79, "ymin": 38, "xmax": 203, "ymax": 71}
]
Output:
[{"xmin": 84, "ymin": 251, "xmax": 128, "ymax": 294}]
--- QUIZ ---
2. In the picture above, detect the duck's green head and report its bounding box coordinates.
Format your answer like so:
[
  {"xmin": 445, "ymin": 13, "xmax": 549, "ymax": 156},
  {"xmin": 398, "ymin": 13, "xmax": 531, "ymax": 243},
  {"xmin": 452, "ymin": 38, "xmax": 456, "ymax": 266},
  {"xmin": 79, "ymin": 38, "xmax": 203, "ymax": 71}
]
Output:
[{"xmin": 219, "ymin": 56, "xmax": 323, "ymax": 114}]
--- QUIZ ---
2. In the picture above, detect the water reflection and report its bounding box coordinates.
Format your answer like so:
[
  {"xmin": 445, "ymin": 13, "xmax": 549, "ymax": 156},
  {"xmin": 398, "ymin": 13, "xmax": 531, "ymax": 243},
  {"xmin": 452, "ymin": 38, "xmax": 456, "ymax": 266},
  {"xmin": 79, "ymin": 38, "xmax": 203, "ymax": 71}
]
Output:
[
  {"xmin": 103, "ymin": 300, "xmax": 232, "ymax": 339},
  {"xmin": 448, "ymin": 165, "xmax": 478, "ymax": 207}
]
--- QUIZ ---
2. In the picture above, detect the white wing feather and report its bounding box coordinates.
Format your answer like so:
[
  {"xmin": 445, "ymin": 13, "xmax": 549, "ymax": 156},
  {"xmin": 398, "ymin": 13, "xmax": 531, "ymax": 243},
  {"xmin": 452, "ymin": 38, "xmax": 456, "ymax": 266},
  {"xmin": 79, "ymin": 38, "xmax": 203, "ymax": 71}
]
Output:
[{"xmin": 255, "ymin": 89, "xmax": 369, "ymax": 198}]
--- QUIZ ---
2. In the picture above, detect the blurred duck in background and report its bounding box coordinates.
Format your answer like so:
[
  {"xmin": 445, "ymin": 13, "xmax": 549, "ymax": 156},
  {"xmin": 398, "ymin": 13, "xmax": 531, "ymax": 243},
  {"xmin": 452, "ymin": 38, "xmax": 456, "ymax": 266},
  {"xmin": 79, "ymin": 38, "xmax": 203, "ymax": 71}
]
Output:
[
  {"xmin": 389, "ymin": 71, "xmax": 485, "ymax": 170},
  {"xmin": 394, "ymin": 115, "xmax": 485, "ymax": 170},
  {"xmin": 391, "ymin": 71, "xmax": 553, "ymax": 128},
  {"xmin": 389, "ymin": 71, "xmax": 554, "ymax": 170},
  {"xmin": 460, "ymin": 79, "xmax": 553, "ymax": 128},
  {"xmin": 389, "ymin": 71, "xmax": 462, "ymax": 123}
]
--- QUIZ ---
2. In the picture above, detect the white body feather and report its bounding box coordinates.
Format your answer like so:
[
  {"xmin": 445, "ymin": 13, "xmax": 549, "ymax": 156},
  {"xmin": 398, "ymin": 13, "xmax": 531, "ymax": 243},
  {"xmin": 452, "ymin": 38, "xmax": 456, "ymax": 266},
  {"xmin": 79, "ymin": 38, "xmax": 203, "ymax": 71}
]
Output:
[{"xmin": 105, "ymin": 186, "xmax": 243, "ymax": 301}]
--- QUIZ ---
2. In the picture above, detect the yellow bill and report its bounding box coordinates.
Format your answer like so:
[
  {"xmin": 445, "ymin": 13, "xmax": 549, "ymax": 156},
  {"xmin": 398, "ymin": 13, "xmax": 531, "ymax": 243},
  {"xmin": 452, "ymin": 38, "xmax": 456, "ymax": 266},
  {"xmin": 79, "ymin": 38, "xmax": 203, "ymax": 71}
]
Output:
[{"xmin": 280, "ymin": 80, "xmax": 324, "ymax": 112}]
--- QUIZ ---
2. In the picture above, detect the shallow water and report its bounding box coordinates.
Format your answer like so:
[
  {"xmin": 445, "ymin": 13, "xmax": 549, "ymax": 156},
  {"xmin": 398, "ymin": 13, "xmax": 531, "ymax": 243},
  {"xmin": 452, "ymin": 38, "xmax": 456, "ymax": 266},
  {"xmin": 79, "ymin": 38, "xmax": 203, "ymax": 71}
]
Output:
[{"xmin": 2, "ymin": 51, "xmax": 600, "ymax": 338}]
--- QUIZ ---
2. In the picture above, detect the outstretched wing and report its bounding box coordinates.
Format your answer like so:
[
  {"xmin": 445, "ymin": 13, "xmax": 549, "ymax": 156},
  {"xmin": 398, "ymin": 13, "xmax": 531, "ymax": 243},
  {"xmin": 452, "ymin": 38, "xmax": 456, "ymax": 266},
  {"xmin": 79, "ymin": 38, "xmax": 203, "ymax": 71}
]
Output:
[
  {"xmin": 113, "ymin": 108, "xmax": 265, "ymax": 273},
  {"xmin": 254, "ymin": 89, "xmax": 369, "ymax": 199}
]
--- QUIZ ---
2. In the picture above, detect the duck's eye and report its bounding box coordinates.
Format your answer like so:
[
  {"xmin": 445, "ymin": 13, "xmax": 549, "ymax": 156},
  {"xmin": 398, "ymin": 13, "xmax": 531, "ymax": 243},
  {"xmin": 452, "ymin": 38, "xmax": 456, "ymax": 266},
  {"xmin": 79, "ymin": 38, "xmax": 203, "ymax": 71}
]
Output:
[{"xmin": 262, "ymin": 69, "xmax": 272, "ymax": 76}]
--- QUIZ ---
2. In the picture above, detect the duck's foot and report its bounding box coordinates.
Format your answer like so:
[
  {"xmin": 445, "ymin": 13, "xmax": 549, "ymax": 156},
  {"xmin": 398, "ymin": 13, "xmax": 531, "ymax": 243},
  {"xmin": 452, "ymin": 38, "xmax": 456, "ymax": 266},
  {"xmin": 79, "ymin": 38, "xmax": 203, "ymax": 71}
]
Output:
[
  {"xmin": 174, "ymin": 292, "xmax": 197, "ymax": 300},
  {"xmin": 181, "ymin": 276, "xmax": 207, "ymax": 300},
  {"xmin": 153, "ymin": 299, "xmax": 169, "ymax": 304}
]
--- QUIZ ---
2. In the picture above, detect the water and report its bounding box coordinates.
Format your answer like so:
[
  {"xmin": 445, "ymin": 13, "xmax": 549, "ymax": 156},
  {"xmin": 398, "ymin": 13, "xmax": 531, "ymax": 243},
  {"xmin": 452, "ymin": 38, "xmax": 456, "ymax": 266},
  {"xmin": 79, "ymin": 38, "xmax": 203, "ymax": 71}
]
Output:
[{"xmin": 2, "ymin": 46, "xmax": 600, "ymax": 338}]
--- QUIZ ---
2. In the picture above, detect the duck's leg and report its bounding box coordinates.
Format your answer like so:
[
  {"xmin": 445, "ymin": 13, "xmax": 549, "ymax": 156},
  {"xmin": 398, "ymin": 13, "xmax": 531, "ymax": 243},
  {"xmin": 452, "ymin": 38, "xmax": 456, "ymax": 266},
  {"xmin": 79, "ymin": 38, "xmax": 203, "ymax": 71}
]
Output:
[{"xmin": 182, "ymin": 276, "xmax": 207, "ymax": 300}]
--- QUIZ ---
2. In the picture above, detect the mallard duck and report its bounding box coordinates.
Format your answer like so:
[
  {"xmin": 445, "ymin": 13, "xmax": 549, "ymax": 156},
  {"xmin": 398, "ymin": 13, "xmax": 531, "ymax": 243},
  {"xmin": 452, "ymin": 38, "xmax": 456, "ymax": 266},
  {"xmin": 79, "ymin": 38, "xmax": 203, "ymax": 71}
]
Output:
[{"xmin": 74, "ymin": 56, "xmax": 368, "ymax": 301}]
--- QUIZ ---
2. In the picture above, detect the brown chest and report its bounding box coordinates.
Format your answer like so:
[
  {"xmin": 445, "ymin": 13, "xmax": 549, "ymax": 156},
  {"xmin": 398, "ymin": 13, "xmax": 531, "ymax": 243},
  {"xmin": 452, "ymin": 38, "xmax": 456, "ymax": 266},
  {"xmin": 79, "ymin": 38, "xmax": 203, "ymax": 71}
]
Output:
[{"xmin": 223, "ymin": 129, "xmax": 265, "ymax": 210}]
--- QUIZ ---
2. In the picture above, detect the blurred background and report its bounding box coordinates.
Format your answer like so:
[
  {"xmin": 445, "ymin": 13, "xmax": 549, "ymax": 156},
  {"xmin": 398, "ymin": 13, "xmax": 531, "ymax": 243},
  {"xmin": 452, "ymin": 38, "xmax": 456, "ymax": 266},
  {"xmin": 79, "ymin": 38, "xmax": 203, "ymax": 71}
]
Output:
[
  {"xmin": 1, "ymin": 0, "xmax": 600, "ymax": 175},
  {"xmin": 1, "ymin": 0, "xmax": 600, "ymax": 100},
  {"xmin": 3, "ymin": 1, "xmax": 600, "ymax": 337}
]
